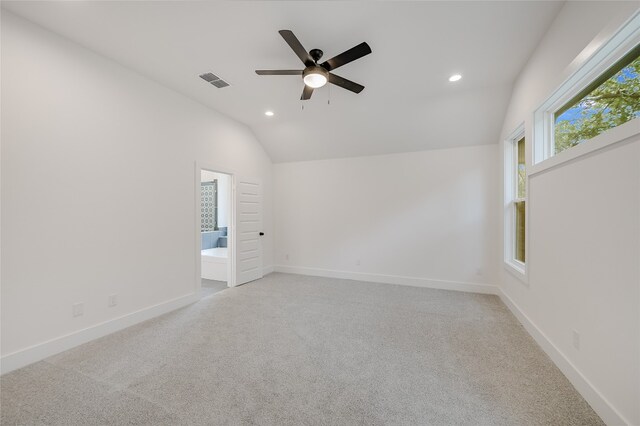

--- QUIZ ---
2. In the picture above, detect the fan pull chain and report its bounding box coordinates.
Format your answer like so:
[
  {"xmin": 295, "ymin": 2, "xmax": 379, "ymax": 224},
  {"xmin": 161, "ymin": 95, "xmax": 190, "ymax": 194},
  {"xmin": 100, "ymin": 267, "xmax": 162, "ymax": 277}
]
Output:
[{"xmin": 328, "ymin": 82, "xmax": 331, "ymax": 105}]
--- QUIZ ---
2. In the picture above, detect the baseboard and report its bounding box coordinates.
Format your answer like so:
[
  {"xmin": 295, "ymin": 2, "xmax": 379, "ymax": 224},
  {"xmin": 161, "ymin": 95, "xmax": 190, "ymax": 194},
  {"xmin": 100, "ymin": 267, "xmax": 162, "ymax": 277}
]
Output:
[
  {"xmin": 263, "ymin": 264, "xmax": 275, "ymax": 275},
  {"xmin": 274, "ymin": 265, "xmax": 499, "ymax": 295},
  {"xmin": 498, "ymin": 290, "xmax": 628, "ymax": 426},
  {"xmin": 1, "ymin": 292, "xmax": 199, "ymax": 375}
]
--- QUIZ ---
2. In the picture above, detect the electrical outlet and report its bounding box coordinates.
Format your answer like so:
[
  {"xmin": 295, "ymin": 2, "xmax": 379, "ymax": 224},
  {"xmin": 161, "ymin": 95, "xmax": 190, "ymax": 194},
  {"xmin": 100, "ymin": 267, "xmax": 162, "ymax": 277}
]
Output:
[
  {"xmin": 108, "ymin": 294, "xmax": 118, "ymax": 307},
  {"xmin": 285, "ymin": 254, "xmax": 289, "ymax": 261},
  {"xmin": 356, "ymin": 259, "xmax": 361, "ymax": 266},
  {"xmin": 476, "ymin": 268, "xmax": 483, "ymax": 276},
  {"xmin": 72, "ymin": 303, "xmax": 84, "ymax": 317},
  {"xmin": 572, "ymin": 330, "xmax": 580, "ymax": 350}
]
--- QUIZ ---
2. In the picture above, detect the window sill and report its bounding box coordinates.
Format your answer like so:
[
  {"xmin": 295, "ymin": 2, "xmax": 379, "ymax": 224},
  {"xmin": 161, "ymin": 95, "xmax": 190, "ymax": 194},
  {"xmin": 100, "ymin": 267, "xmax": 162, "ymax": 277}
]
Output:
[
  {"xmin": 504, "ymin": 260, "xmax": 528, "ymax": 286},
  {"xmin": 530, "ymin": 117, "xmax": 640, "ymax": 177}
]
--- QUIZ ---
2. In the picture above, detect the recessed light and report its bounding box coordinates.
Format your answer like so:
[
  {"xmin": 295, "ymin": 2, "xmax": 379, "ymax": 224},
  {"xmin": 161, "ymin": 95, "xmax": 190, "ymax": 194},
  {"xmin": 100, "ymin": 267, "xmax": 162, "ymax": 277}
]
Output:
[
  {"xmin": 449, "ymin": 74, "xmax": 462, "ymax": 82},
  {"xmin": 265, "ymin": 111, "xmax": 274, "ymax": 116}
]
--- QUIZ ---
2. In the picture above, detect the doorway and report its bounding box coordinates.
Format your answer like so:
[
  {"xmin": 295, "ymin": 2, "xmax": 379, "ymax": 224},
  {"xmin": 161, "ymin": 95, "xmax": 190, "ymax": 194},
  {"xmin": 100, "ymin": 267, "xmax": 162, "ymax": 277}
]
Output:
[
  {"xmin": 198, "ymin": 168, "xmax": 232, "ymax": 298},
  {"xmin": 195, "ymin": 165, "xmax": 265, "ymax": 297}
]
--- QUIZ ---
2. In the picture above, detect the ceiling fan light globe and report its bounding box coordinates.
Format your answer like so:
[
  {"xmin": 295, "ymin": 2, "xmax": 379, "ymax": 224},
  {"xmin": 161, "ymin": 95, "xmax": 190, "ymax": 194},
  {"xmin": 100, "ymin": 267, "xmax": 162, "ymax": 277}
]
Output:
[
  {"xmin": 303, "ymin": 66, "xmax": 329, "ymax": 89},
  {"xmin": 303, "ymin": 74, "xmax": 327, "ymax": 88}
]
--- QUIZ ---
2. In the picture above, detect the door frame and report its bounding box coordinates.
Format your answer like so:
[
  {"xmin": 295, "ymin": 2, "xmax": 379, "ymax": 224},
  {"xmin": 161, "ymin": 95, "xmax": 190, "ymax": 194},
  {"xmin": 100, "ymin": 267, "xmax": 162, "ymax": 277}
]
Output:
[{"xmin": 195, "ymin": 162, "xmax": 236, "ymax": 293}]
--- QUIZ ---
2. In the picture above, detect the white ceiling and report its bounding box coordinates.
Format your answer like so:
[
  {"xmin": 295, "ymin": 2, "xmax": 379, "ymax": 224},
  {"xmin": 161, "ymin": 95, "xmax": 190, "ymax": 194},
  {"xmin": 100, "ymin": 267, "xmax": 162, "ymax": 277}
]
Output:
[{"xmin": 2, "ymin": 1, "xmax": 563, "ymax": 163}]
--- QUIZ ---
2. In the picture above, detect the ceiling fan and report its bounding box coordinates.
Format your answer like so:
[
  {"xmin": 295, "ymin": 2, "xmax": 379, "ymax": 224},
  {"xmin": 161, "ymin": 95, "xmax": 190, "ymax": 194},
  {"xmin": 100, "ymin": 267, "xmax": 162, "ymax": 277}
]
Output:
[{"xmin": 255, "ymin": 30, "xmax": 372, "ymax": 100}]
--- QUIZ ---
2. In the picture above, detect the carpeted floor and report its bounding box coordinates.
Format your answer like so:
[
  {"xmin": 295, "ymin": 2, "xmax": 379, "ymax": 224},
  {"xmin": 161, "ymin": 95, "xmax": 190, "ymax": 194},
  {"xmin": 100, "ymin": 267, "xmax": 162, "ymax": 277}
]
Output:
[
  {"xmin": 1, "ymin": 273, "xmax": 603, "ymax": 425},
  {"xmin": 200, "ymin": 278, "xmax": 228, "ymax": 298}
]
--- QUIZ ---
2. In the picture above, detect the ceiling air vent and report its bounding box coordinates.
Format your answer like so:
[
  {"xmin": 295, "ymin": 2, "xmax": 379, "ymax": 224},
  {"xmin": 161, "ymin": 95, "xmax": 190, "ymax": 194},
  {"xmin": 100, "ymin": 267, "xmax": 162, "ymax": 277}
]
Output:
[{"xmin": 199, "ymin": 72, "xmax": 230, "ymax": 89}]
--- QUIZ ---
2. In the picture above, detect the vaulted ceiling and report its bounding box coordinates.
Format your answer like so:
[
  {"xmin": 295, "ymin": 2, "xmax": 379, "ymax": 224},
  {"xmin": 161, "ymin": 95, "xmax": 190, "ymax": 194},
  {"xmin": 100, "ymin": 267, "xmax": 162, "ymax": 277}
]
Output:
[{"xmin": 2, "ymin": 1, "xmax": 564, "ymax": 162}]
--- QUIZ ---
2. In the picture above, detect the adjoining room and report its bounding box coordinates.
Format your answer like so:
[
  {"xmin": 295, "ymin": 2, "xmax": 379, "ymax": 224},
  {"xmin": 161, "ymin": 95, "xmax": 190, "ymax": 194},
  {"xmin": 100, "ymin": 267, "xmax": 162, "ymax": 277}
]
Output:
[{"xmin": 200, "ymin": 169, "xmax": 231, "ymax": 297}]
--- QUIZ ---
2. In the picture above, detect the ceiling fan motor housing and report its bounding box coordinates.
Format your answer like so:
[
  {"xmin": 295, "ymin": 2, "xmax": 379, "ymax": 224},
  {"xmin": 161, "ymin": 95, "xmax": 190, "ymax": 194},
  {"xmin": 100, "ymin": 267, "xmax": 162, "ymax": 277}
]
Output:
[{"xmin": 309, "ymin": 49, "xmax": 324, "ymax": 62}]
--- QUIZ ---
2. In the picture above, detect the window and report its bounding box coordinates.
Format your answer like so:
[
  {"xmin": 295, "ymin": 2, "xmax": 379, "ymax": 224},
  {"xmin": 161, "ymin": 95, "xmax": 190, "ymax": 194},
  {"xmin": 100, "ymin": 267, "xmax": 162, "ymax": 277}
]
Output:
[
  {"xmin": 504, "ymin": 125, "xmax": 526, "ymax": 279},
  {"xmin": 514, "ymin": 137, "xmax": 526, "ymax": 263},
  {"xmin": 533, "ymin": 12, "xmax": 640, "ymax": 168},
  {"xmin": 201, "ymin": 180, "xmax": 218, "ymax": 231},
  {"xmin": 554, "ymin": 45, "xmax": 639, "ymax": 155}
]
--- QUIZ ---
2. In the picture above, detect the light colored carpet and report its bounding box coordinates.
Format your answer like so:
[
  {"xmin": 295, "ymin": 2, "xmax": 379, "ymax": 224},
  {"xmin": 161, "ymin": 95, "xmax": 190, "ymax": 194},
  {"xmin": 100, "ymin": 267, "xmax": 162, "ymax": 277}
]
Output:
[
  {"xmin": 1, "ymin": 273, "xmax": 603, "ymax": 425},
  {"xmin": 200, "ymin": 278, "xmax": 228, "ymax": 298}
]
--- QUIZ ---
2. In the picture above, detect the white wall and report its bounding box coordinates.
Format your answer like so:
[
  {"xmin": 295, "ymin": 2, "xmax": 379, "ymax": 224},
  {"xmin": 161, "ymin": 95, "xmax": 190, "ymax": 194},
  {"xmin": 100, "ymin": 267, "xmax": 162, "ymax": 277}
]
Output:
[
  {"xmin": 1, "ymin": 12, "xmax": 273, "ymax": 365},
  {"xmin": 498, "ymin": 2, "xmax": 640, "ymax": 425},
  {"xmin": 201, "ymin": 170, "xmax": 230, "ymax": 228},
  {"xmin": 274, "ymin": 145, "xmax": 499, "ymax": 293}
]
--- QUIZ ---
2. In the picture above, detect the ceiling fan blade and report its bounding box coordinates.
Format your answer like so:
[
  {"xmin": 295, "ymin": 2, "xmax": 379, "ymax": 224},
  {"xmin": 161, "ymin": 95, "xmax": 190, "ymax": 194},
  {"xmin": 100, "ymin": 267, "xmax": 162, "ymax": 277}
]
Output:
[
  {"xmin": 321, "ymin": 42, "xmax": 371, "ymax": 71},
  {"xmin": 279, "ymin": 30, "xmax": 314, "ymax": 66},
  {"xmin": 328, "ymin": 73, "xmax": 365, "ymax": 94},
  {"xmin": 255, "ymin": 70, "xmax": 303, "ymax": 75},
  {"xmin": 301, "ymin": 85, "xmax": 314, "ymax": 100}
]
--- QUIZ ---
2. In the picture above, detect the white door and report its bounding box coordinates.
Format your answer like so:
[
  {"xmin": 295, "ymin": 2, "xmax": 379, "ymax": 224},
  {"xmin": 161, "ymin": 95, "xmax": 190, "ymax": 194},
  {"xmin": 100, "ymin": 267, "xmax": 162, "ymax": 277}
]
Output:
[{"xmin": 233, "ymin": 177, "xmax": 263, "ymax": 286}]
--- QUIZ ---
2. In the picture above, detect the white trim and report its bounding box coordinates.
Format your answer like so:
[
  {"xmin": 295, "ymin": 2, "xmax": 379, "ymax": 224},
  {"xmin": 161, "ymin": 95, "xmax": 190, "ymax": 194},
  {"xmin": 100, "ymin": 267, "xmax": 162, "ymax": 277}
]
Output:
[
  {"xmin": 1, "ymin": 292, "xmax": 199, "ymax": 375},
  {"xmin": 504, "ymin": 260, "xmax": 526, "ymax": 281},
  {"xmin": 533, "ymin": 10, "xmax": 640, "ymax": 166},
  {"xmin": 503, "ymin": 124, "xmax": 529, "ymax": 285},
  {"xmin": 498, "ymin": 289, "xmax": 629, "ymax": 426},
  {"xmin": 262, "ymin": 265, "xmax": 274, "ymax": 275},
  {"xmin": 274, "ymin": 265, "xmax": 499, "ymax": 295},
  {"xmin": 529, "ymin": 117, "xmax": 640, "ymax": 176}
]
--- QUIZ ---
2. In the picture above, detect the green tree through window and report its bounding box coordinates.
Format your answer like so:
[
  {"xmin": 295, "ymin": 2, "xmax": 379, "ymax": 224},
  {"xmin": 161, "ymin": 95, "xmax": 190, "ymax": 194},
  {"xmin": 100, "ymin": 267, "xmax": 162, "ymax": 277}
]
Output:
[{"xmin": 555, "ymin": 46, "xmax": 640, "ymax": 154}]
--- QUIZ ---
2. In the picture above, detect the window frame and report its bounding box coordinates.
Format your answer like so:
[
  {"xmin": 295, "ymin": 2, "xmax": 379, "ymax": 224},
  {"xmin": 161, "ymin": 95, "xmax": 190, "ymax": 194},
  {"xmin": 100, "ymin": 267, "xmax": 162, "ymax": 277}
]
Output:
[
  {"xmin": 504, "ymin": 124, "xmax": 528, "ymax": 283},
  {"xmin": 532, "ymin": 10, "xmax": 640, "ymax": 174}
]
